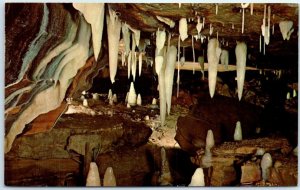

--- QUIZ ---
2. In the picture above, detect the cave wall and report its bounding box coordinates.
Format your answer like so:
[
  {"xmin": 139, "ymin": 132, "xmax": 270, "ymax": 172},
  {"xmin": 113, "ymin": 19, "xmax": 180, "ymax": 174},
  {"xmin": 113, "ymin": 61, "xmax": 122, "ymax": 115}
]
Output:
[{"xmin": 4, "ymin": 3, "xmax": 104, "ymax": 153}]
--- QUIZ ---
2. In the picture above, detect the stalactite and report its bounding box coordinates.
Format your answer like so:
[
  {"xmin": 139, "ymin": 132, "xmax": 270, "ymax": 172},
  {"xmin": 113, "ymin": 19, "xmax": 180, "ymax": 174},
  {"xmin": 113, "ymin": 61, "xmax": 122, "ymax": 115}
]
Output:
[
  {"xmin": 250, "ymin": 3, "xmax": 253, "ymax": 15},
  {"xmin": 73, "ymin": 3, "xmax": 104, "ymax": 61},
  {"xmin": 207, "ymin": 38, "xmax": 221, "ymax": 98},
  {"xmin": 156, "ymin": 28, "xmax": 166, "ymax": 54},
  {"xmin": 127, "ymin": 51, "xmax": 131, "ymax": 79},
  {"xmin": 176, "ymin": 35, "xmax": 180, "ymax": 97},
  {"xmin": 179, "ymin": 18, "xmax": 188, "ymax": 41},
  {"xmin": 196, "ymin": 16, "xmax": 203, "ymax": 36},
  {"xmin": 156, "ymin": 16, "xmax": 175, "ymax": 28},
  {"xmin": 209, "ymin": 23, "xmax": 213, "ymax": 36},
  {"xmin": 220, "ymin": 49, "xmax": 229, "ymax": 70},
  {"xmin": 192, "ymin": 36, "xmax": 195, "ymax": 72},
  {"xmin": 165, "ymin": 46, "xmax": 177, "ymax": 115},
  {"xmin": 235, "ymin": 41, "xmax": 247, "ymax": 101},
  {"xmin": 215, "ymin": 4, "xmax": 218, "ymax": 15},
  {"xmin": 279, "ymin": 21, "xmax": 293, "ymax": 40},
  {"xmin": 131, "ymin": 51, "xmax": 137, "ymax": 81},
  {"xmin": 121, "ymin": 23, "xmax": 131, "ymax": 56},
  {"xmin": 158, "ymin": 48, "xmax": 167, "ymax": 126},
  {"xmin": 107, "ymin": 7, "xmax": 121, "ymax": 84},
  {"xmin": 121, "ymin": 51, "xmax": 125, "ymax": 66},
  {"xmin": 138, "ymin": 53, "xmax": 143, "ymax": 76},
  {"xmin": 259, "ymin": 35, "xmax": 261, "ymax": 52}
]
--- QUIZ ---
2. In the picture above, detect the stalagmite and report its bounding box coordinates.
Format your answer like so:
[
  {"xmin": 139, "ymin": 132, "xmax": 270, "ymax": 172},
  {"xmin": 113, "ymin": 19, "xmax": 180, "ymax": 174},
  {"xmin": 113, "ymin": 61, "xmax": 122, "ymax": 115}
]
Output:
[
  {"xmin": 73, "ymin": 3, "xmax": 104, "ymax": 61},
  {"xmin": 83, "ymin": 99, "xmax": 88, "ymax": 107},
  {"xmin": 86, "ymin": 162, "xmax": 101, "ymax": 186},
  {"xmin": 234, "ymin": 121, "xmax": 242, "ymax": 141},
  {"xmin": 108, "ymin": 89, "xmax": 113, "ymax": 100},
  {"xmin": 165, "ymin": 46, "xmax": 177, "ymax": 115},
  {"xmin": 189, "ymin": 168, "xmax": 205, "ymax": 186},
  {"xmin": 103, "ymin": 167, "xmax": 116, "ymax": 186},
  {"xmin": 179, "ymin": 18, "xmax": 188, "ymax": 41},
  {"xmin": 128, "ymin": 82, "xmax": 137, "ymax": 106},
  {"xmin": 235, "ymin": 41, "xmax": 247, "ymax": 101},
  {"xmin": 156, "ymin": 16, "xmax": 175, "ymax": 28},
  {"xmin": 139, "ymin": 53, "xmax": 143, "ymax": 76},
  {"xmin": 156, "ymin": 28, "xmax": 166, "ymax": 54},
  {"xmin": 107, "ymin": 7, "xmax": 121, "ymax": 84},
  {"xmin": 279, "ymin": 21, "xmax": 293, "ymax": 40},
  {"xmin": 159, "ymin": 147, "xmax": 173, "ymax": 185},
  {"xmin": 207, "ymin": 38, "xmax": 221, "ymax": 98},
  {"xmin": 152, "ymin": 98, "xmax": 157, "ymax": 105},
  {"xmin": 121, "ymin": 23, "xmax": 131, "ymax": 56},
  {"xmin": 112, "ymin": 94, "xmax": 117, "ymax": 103},
  {"xmin": 92, "ymin": 93, "xmax": 99, "ymax": 100},
  {"xmin": 261, "ymin": 153, "xmax": 273, "ymax": 181},
  {"xmin": 286, "ymin": 92, "xmax": 291, "ymax": 100},
  {"xmin": 205, "ymin": 129, "xmax": 215, "ymax": 153},
  {"xmin": 220, "ymin": 49, "xmax": 229, "ymax": 70},
  {"xmin": 293, "ymin": 89, "xmax": 297, "ymax": 97},
  {"xmin": 137, "ymin": 94, "xmax": 142, "ymax": 106}
]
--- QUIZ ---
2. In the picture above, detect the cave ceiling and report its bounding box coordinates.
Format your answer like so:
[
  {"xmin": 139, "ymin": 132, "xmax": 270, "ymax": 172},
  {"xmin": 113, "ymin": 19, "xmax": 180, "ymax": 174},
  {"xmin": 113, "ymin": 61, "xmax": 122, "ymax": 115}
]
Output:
[{"xmin": 109, "ymin": 3, "xmax": 299, "ymax": 56}]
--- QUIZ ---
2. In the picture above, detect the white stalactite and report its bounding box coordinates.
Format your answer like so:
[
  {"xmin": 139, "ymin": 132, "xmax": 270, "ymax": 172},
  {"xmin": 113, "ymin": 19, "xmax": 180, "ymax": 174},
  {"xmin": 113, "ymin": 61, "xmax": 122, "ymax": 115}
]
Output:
[
  {"xmin": 209, "ymin": 23, "xmax": 213, "ymax": 36},
  {"xmin": 165, "ymin": 46, "xmax": 177, "ymax": 115},
  {"xmin": 179, "ymin": 18, "xmax": 188, "ymax": 41},
  {"xmin": 279, "ymin": 21, "xmax": 293, "ymax": 40},
  {"xmin": 107, "ymin": 7, "xmax": 121, "ymax": 84},
  {"xmin": 207, "ymin": 38, "xmax": 221, "ymax": 98},
  {"xmin": 158, "ymin": 48, "xmax": 167, "ymax": 126},
  {"xmin": 220, "ymin": 49, "xmax": 229, "ymax": 70},
  {"xmin": 156, "ymin": 16, "xmax": 175, "ymax": 28},
  {"xmin": 250, "ymin": 3, "xmax": 254, "ymax": 15},
  {"xmin": 196, "ymin": 16, "xmax": 203, "ymax": 36},
  {"xmin": 73, "ymin": 3, "xmax": 104, "ymax": 61},
  {"xmin": 121, "ymin": 51, "xmax": 125, "ymax": 66},
  {"xmin": 127, "ymin": 51, "xmax": 131, "ymax": 79},
  {"xmin": 138, "ymin": 53, "xmax": 143, "ymax": 76},
  {"xmin": 156, "ymin": 28, "xmax": 166, "ymax": 54},
  {"xmin": 177, "ymin": 35, "xmax": 180, "ymax": 97},
  {"xmin": 235, "ymin": 41, "xmax": 247, "ymax": 101},
  {"xmin": 155, "ymin": 56, "xmax": 164, "ymax": 76},
  {"xmin": 131, "ymin": 51, "xmax": 137, "ymax": 81},
  {"xmin": 121, "ymin": 23, "xmax": 131, "ymax": 56}
]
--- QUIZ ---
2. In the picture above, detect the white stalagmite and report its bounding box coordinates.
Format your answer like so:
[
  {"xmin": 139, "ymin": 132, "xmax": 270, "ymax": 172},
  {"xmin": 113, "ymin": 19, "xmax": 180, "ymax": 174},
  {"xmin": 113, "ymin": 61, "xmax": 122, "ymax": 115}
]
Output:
[
  {"xmin": 220, "ymin": 49, "xmax": 229, "ymax": 70},
  {"xmin": 83, "ymin": 99, "xmax": 89, "ymax": 107},
  {"xmin": 128, "ymin": 82, "xmax": 137, "ymax": 106},
  {"xmin": 286, "ymin": 92, "xmax": 291, "ymax": 100},
  {"xmin": 155, "ymin": 56, "xmax": 164, "ymax": 76},
  {"xmin": 107, "ymin": 7, "xmax": 121, "ymax": 84},
  {"xmin": 92, "ymin": 93, "xmax": 99, "ymax": 100},
  {"xmin": 86, "ymin": 162, "xmax": 101, "ymax": 186},
  {"xmin": 165, "ymin": 46, "xmax": 177, "ymax": 115},
  {"xmin": 207, "ymin": 38, "xmax": 221, "ymax": 98},
  {"xmin": 206, "ymin": 129, "xmax": 215, "ymax": 152},
  {"xmin": 293, "ymin": 89, "xmax": 297, "ymax": 97},
  {"xmin": 156, "ymin": 16, "xmax": 175, "ymax": 28},
  {"xmin": 189, "ymin": 168, "xmax": 205, "ymax": 186},
  {"xmin": 121, "ymin": 23, "xmax": 131, "ymax": 56},
  {"xmin": 235, "ymin": 41, "xmax": 247, "ymax": 101},
  {"xmin": 156, "ymin": 28, "xmax": 166, "ymax": 54},
  {"xmin": 103, "ymin": 167, "xmax": 116, "ymax": 186},
  {"xmin": 279, "ymin": 21, "xmax": 293, "ymax": 40},
  {"xmin": 112, "ymin": 94, "xmax": 117, "ymax": 103},
  {"xmin": 234, "ymin": 121, "xmax": 242, "ymax": 141},
  {"xmin": 152, "ymin": 98, "xmax": 157, "ymax": 105},
  {"xmin": 127, "ymin": 51, "xmax": 132, "ymax": 79},
  {"xmin": 159, "ymin": 147, "xmax": 173, "ymax": 185},
  {"xmin": 137, "ymin": 94, "xmax": 142, "ymax": 106},
  {"xmin": 261, "ymin": 153, "xmax": 273, "ymax": 181},
  {"xmin": 139, "ymin": 53, "xmax": 143, "ymax": 76},
  {"xmin": 73, "ymin": 3, "xmax": 104, "ymax": 61},
  {"xmin": 131, "ymin": 51, "xmax": 137, "ymax": 81},
  {"xmin": 179, "ymin": 18, "xmax": 188, "ymax": 41},
  {"xmin": 108, "ymin": 89, "xmax": 113, "ymax": 100}
]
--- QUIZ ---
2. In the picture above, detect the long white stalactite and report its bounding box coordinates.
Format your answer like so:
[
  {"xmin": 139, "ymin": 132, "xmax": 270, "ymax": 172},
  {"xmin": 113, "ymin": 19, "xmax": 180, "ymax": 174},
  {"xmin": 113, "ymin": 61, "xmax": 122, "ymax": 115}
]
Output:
[
  {"xmin": 158, "ymin": 47, "xmax": 167, "ymax": 126},
  {"xmin": 138, "ymin": 52, "xmax": 143, "ymax": 76},
  {"xmin": 107, "ymin": 7, "xmax": 121, "ymax": 84},
  {"xmin": 122, "ymin": 23, "xmax": 131, "ymax": 56},
  {"xmin": 165, "ymin": 46, "xmax": 177, "ymax": 115},
  {"xmin": 235, "ymin": 41, "xmax": 247, "ymax": 101},
  {"xmin": 73, "ymin": 3, "xmax": 104, "ymax": 61},
  {"xmin": 207, "ymin": 38, "xmax": 221, "ymax": 98},
  {"xmin": 177, "ymin": 35, "xmax": 180, "ymax": 97}
]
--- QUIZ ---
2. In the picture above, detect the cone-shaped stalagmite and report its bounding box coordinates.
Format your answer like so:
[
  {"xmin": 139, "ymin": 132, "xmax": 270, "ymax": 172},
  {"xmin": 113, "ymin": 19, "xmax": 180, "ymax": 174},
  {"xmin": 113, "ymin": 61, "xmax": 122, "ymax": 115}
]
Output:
[
  {"xmin": 86, "ymin": 162, "xmax": 101, "ymax": 186},
  {"xmin": 235, "ymin": 41, "xmax": 247, "ymax": 101},
  {"xmin": 189, "ymin": 168, "xmax": 205, "ymax": 186},
  {"xmin": 103, "ymin": 167, "xmax": 117, "ymax": 186}
]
